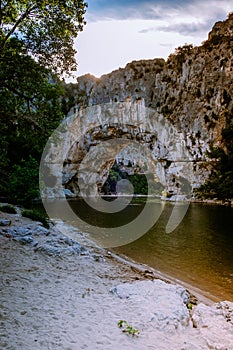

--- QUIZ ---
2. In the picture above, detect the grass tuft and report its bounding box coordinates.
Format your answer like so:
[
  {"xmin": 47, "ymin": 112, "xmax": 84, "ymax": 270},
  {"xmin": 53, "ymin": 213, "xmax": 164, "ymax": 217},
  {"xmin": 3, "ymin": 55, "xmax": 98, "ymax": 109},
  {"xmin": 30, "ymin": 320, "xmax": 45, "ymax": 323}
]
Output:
[
  {"xmin": 0, "ymin": 204, "xmax": 17, "ymax": 214},
  {"xmin": 22, "ymin": 209, "xmax": 49, "ymax": 228}
]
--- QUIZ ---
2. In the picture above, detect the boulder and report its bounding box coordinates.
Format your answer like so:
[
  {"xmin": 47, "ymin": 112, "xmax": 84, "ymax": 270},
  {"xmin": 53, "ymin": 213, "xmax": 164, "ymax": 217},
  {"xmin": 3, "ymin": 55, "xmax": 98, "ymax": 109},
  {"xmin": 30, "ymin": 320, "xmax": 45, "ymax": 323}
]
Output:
[{"xmin": 111, "ymin": 279, "xmax": 191, "ymax": 331}]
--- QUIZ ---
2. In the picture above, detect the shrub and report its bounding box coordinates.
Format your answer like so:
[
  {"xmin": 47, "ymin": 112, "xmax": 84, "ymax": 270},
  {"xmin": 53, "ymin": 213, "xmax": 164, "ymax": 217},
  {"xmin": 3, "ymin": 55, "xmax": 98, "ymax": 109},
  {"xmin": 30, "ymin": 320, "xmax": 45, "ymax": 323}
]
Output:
[
  {"xmin": 173, "ymin": 44, "xmax": 194, "ymax": 73},
  {"xmin": 210, "ymin": 35, "xmax": 222, "ymax": 46},
  {"xmin": 118, "ymin": 320, "xmax": 140, "ymax": 336},
  {"xmin": 22, "ymin": 209, "xmax": 49, "ymax": 228},
  {"xmin": 196, "ymin": 140, "xmax": 233, "ymax": 200},
  {"xmin": 0, "ymin": 204, "xmax": 17, "ymax": 214},
  {"xmin": 7, "ymin": 156, "xmax": 40, "ymax": 205}
]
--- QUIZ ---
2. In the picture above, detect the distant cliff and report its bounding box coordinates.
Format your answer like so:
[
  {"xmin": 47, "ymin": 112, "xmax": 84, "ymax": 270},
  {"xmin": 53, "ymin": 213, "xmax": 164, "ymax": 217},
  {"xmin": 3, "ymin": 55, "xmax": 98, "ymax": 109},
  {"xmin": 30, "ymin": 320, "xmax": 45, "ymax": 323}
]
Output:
[{"xmin": 60, "ymin": 14, "xmax": 233, "ymax": 199}]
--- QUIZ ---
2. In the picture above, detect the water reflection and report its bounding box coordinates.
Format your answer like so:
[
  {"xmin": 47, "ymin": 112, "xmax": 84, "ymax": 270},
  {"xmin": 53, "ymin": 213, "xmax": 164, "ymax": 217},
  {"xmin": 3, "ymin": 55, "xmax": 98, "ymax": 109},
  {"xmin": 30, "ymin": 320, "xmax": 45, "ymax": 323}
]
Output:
[
  {"xmin": 38, "ymin": 199, "xmax": 233, "ymax": 301},
  {"xmin": 114, "ymin": 203, "xmax": 233, "ymax": 301}
]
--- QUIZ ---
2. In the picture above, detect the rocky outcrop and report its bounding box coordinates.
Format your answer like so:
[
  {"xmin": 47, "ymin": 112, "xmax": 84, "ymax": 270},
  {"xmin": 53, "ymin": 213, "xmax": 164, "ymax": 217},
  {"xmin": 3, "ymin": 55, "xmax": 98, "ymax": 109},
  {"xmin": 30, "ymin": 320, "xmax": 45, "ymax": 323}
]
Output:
[
  {"xmin": 0, "ymin": 212, "xmax": 106, "ymax": 259},
  {"xmin": 56, "ymin": 14, "xmax": 233, "ymax": 197},
  {"xmin": 111, "ymin": 280, "xmax": 191, "ymax": 331}
]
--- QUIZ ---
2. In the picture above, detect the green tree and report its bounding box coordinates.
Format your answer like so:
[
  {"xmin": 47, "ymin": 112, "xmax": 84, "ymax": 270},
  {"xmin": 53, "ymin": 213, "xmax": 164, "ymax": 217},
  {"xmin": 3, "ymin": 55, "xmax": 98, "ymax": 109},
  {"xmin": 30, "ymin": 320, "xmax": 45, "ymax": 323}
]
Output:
[
  {"xmin": 0, "ymin": 38, "xmax": 64, "ymax": 197},
  {"xmin": 102, "ymin": 169, "xmax": 121, "ymax": 195},
  {"xmin": 0, "ymin": 1, "xmax": 87, "ymax": 202},
  {"xmin": 0, "ymin": 0, "xmax": 87, "ymax": 76},
  {"xmin": 196, "ymin": 119, "xmax": 233, "ymax": 200},
  {"xmin": 130, "ymin": 174, "xmax": 148, "ymax": 195},
  {"xmin": 7, "ymin": 156, "xmax": 40, "ymax": 204}
]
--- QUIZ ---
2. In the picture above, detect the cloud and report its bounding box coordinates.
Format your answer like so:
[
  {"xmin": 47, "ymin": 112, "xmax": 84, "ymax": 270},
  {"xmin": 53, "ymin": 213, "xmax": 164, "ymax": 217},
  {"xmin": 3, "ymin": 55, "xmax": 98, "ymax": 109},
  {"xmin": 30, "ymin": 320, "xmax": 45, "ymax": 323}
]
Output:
[
  {"xmin": 159, "ymin": 43, "xmax": 173, "ymax": 47},
  {"xmin": 138, "ymin": 2, "xmax": 231, "ymax": 37},
  {"xmin": 161, "ymin": 22, "xmax": 214, "ymax": 36},
  {"xmin": 87, "ymin": 0, "xmax": 231, "ymax": 25},
  {"xmin": 87, "ymin": 0, "xmax": 190, "ymax": 21},
  {"xmin": 139, "ymin": 21, "xmax": 212, "ymax": 36}
]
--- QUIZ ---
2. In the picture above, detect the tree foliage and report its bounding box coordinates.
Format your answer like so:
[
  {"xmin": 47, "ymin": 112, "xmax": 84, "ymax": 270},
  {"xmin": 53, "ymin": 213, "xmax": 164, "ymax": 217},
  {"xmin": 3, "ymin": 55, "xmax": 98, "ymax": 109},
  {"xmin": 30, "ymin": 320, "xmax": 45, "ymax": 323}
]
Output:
[
  {"xmin": 167, "ymin": 43, "xmax": 193, "ymax": 73},
  {"xmin": 0, "ymin": 37, "xmax": 65, "ymax": 198},
  {"xmin": 7, "ymin": 156, "xmax": 40, "ymax": 204},
  {"xmin": 0, "ymin": 0, "xmax": 87, "ymax": 76},
  {"xmin": 101, "ymin": 165, "xmax": 163, "ymax": 196},
  {"xmin": 0, "ymin": 1, "xmax": 87, "ymax": 203},
  {"xmin": 196, "ymin": 116, "xmax": 233, "ymax": 200}
]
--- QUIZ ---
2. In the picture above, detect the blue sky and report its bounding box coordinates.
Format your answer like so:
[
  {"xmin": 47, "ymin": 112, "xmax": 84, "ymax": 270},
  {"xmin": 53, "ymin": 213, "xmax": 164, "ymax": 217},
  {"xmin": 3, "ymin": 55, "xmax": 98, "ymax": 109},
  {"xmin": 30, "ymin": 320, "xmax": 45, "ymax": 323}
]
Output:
[{"xmin": 73, "ymin": 0, "xmax": 232, "ymax": 79}]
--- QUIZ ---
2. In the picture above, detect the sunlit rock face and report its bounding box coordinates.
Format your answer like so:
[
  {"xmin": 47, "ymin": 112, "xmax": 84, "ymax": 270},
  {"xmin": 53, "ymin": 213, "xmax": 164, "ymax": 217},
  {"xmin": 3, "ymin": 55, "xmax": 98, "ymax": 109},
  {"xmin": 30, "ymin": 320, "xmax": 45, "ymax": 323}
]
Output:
[
  {"xmin": 42, "ymin": 100, "xmax": 210, "ymax": 198},
  {"xmin": 44, "ymin": 15, "xmax": 233, "ymax": 198}
]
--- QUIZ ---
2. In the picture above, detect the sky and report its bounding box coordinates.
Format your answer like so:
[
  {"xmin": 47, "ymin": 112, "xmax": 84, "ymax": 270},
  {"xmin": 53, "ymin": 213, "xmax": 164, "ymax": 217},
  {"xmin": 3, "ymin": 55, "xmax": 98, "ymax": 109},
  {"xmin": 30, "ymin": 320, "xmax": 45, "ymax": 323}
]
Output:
[{"xmin": 73, "ymin": 0, "xmax": 232, "ymax": 79}]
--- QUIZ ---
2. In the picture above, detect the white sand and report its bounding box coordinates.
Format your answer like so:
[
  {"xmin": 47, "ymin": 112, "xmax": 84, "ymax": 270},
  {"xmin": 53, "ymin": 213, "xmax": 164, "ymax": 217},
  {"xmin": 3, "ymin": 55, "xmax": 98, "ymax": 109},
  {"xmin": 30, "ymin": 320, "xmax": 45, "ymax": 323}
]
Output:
[{"xmin": 1, "ymin": 211, "xmax": 233, "ymax": 350}]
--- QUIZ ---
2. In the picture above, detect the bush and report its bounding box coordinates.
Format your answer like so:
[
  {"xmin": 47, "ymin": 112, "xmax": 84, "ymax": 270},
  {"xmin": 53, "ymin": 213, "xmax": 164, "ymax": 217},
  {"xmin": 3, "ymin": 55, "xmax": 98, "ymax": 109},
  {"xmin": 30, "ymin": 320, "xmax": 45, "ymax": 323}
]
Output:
[
  {"xmin": 21, "ymin": 209, "xmax": 49, "ymax": 228},
  {"xmin": 0, "ymin": 204, "xmax": 17, "ymax": 214},
  {"xmin": 129, "ymin": 174, "xmax": 148, "ymax": 195},
  {"xmin": 7, "ymin": 156, "xmax": 40, "ymax": 205},
  {"xmin": 173, "ymin": 44, "xmax": 194, "ymax": 73},
  {"xmin": 196, "ymin": 139, "xmax": 233, "ymax": 199}
]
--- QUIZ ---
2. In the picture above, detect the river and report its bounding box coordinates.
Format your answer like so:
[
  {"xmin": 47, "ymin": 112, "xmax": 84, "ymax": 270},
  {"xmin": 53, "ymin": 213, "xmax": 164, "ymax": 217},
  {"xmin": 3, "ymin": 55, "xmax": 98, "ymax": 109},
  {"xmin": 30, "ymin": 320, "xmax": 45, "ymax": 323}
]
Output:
[
  {"xmin": 115, "ymin": 201, "xmax": 233, "ymax": 302},
  {"xmin": 41, "ymin": 198, "xmax": 233, "ymax": 301}
]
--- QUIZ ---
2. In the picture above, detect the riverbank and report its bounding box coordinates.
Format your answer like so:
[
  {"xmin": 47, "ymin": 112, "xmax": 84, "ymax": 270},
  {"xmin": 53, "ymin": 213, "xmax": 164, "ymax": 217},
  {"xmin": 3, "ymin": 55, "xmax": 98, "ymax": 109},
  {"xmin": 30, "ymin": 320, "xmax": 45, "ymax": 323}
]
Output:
[{"xmin": 1, "ymin": 209, "xmax": 233, "ymax": 349}]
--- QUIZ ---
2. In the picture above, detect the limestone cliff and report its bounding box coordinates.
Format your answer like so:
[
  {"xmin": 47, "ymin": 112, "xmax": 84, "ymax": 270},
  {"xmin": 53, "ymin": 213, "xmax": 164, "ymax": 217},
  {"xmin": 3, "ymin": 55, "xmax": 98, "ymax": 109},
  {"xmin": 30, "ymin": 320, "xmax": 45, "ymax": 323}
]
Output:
[{"xmin": 60, "ymin": 14, "xmax": 233, "ymax": 198}]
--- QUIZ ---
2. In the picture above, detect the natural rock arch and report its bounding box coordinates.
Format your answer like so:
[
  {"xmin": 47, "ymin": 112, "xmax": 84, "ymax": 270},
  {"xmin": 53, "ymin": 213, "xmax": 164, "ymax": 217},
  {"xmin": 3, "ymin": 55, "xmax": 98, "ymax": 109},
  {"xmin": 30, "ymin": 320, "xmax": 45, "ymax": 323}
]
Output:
[{"xmin": 41, "ymin": 99, "xmax": 207, "ymax": 199}]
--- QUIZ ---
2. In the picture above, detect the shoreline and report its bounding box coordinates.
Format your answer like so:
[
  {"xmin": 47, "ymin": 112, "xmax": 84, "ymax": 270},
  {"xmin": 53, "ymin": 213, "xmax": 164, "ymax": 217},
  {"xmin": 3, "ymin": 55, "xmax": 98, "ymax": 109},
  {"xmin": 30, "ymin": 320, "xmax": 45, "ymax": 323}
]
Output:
[
  {"xmin": 0, "ymin": 204, "xmax": 231, "ymax": 304},
  {"xmin": 0, "ymin": 206, "xmax": 229, "ymax": 304},
  {"xmin": 107, "ymin": 251, "xmax": 219, "ymax": 305},
  {"xmin": 39, "ymin": 194, "xmax": 233, "ymax": 207},
  {"xmin": 1, "ymin": 208, "xmax": 233, "ymax": 349},
  {"xmin": 54, "ymin": 216, "xmax": 217, "ymax": 306}
]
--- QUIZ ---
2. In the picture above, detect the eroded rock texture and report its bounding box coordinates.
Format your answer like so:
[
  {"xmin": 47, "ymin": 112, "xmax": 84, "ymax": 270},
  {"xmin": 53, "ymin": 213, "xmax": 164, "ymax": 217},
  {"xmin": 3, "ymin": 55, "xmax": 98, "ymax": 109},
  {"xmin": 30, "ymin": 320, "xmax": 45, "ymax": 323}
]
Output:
[{"xmin": 43, "ymin": 14, "xmax": 233, "ymax": 198}]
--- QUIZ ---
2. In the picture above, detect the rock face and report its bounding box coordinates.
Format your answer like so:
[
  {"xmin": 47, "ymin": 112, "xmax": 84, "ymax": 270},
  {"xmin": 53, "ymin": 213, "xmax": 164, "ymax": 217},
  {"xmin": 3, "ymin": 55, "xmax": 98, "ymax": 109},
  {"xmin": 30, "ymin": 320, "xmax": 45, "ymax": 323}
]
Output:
[
  {"xmin": 42, "ymin": 100, "xmax": 204, "ymax": 198},
  {"xmin": 46, "ymin": 14, "xmax": 233, "ymax": 197}
]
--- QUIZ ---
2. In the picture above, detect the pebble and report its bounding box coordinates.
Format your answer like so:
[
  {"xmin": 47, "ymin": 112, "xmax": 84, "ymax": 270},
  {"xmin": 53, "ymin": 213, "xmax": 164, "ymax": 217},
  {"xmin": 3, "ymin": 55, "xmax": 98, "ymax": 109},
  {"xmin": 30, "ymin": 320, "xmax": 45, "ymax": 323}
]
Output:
[{"xmin": 0, "ymin": 219, "xmax": 11, "ymax": 226}]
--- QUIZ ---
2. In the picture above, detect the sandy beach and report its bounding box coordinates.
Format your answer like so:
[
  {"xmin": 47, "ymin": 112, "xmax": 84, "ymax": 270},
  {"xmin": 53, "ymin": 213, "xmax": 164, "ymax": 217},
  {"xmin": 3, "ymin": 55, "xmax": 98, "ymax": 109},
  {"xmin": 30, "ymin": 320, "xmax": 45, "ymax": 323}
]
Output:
[{"xmin": 1, "ymin": 209, "xmax": 233, "ymax": 350}]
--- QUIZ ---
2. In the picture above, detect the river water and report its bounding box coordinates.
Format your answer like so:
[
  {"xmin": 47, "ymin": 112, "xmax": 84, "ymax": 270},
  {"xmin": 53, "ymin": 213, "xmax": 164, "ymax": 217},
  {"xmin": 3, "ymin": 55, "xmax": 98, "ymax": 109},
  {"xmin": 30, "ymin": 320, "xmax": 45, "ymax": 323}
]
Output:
[
  {"xmin": 42, "ymin": 199, "xmax": 233, "ymax": 301},
  {"xmin": 115, "ymin": 202, "xmax": 233, "ymax": 302}
]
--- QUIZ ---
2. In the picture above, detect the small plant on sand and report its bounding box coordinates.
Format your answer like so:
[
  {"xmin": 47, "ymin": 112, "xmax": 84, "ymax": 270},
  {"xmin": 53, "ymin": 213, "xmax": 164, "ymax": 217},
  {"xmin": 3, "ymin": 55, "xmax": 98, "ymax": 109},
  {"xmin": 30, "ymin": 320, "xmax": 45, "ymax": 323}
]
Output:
[
  {"xmin": 188, "ymin": 303, "xmax": 193, "ymax": 310},
  {"xmin": 0, "ymin": 204, "xmax": 17, "ymax": 214},
  {"xmin": 117, "ymin": 320, "xmax": 140, "ymax": 336}
]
